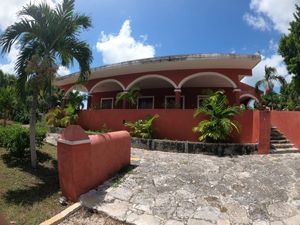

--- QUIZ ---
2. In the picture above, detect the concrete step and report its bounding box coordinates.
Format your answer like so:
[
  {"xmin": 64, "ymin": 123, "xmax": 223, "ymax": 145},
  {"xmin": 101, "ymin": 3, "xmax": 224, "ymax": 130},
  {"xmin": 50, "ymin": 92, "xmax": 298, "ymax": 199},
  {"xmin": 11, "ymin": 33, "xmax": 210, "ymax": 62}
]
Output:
[
  {"xmin": 271, "ymin": 143, "xmax": 295, "ymax": 149},
  {"xmin": 270, "ymin": 148, "xmax": 299, "ymax": 154},
  {"xmin": 270, "ymin": 139, "xmax": 290, "ymax": 144},
  {"xmin": 270, "ymin": 136, "xmax": 287, "ymax": 140}
]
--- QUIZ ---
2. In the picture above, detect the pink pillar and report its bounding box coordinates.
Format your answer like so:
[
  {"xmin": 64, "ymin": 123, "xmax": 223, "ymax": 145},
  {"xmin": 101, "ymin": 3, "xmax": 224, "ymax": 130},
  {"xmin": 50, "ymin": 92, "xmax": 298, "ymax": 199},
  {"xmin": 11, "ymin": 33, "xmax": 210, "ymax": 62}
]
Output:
[
  {"xmin": 233, "ymin": 88, "xmax": 241, "ymax": 105},
  {"xmin": 57, "ymin": 125, "xmax": 92, "ymax": 201},
  {"xmin": 258, "ymin": 110, "xmax": 271, "ymax": 154},
  {"xmin": 174, "ymin": 89, "xmax": 181, "ymax": 109},
  {"xmin": 87, "ymin": 93, "xmax": 92, "ymax": 109},
  {"xmin": 122, "ymin": 91, "xmax": 128, "ymax": 109}
]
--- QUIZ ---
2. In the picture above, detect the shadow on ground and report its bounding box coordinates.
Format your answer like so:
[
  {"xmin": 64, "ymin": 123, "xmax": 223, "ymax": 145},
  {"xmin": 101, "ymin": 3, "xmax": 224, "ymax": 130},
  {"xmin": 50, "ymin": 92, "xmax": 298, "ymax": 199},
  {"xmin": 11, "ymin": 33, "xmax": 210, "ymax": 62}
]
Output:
[{"xmin": 1, "ymin": 150, "xmax": 59, "ymax": 206}]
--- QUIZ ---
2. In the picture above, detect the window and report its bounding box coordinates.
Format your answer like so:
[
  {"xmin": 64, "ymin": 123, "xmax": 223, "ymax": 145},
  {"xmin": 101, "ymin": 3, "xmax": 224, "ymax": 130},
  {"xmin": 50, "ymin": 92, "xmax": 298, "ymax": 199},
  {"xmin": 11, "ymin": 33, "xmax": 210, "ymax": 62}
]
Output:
[
  {"xmin": 165, "ymin": 96, "xmax": 185, "ymax": 109},
  {"xmin": 137, "ymin": 96, "xmax": 154, "ymax": 109},
  {"xmin": 101, "ymin": 98, "xmax": 113, "ymax": 109},
  {"xmin": 197, "ymin": 95, "xmax": 208, "ymax": 108}
]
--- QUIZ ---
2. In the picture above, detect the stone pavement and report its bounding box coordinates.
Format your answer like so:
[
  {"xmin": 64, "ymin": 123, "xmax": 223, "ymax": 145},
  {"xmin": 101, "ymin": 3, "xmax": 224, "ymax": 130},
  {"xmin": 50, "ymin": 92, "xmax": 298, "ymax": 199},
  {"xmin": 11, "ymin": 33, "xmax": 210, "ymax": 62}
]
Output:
[{"xmin": 79, "ymin": 148, "xmax": 300, "ymax": 225}]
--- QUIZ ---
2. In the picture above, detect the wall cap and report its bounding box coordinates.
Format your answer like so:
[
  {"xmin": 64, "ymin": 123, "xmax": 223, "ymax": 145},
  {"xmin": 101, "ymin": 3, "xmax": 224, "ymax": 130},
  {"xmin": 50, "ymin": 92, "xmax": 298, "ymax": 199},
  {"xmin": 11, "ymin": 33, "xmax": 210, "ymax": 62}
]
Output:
[{"xmin": 58, "ymin": 139, "xmax": 91, "ymax": 145}]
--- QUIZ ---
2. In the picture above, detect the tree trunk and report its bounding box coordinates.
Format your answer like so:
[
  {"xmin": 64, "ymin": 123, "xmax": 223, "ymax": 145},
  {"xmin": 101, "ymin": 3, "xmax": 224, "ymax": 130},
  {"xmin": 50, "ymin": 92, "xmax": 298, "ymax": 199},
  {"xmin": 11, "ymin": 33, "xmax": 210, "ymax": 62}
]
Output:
[{"xmin": 30, "ymin": 90, "xmax": 38, "ymax": 169}]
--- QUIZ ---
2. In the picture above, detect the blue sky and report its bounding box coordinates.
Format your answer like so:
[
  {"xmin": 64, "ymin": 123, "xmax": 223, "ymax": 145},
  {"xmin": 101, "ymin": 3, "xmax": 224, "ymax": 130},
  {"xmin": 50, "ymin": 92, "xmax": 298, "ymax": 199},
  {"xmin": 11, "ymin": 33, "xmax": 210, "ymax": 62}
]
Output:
[{"xmin": 0, "ymin": 0, "xmax": 298, "ymax": 86}]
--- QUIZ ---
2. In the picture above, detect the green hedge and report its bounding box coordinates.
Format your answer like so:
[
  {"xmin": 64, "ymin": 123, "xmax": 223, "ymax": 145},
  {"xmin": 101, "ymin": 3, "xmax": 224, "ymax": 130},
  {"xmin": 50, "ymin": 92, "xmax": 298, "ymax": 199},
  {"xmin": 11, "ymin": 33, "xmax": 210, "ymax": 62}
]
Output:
[{"xmin": 0, "ymin": 124, "xmax": 47, "ymax": 157}]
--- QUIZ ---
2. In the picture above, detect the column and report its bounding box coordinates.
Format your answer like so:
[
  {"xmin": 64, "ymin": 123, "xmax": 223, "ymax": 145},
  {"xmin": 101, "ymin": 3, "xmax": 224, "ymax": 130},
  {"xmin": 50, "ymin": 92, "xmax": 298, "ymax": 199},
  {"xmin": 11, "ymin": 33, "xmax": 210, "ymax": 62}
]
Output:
[
  {"xmin": 87, "ymin": 93, "xmax": 92, "ymax": 109},
  {"xmin": 232, "ymin": 88, "xmax": 241, "ymax": 105},
  {"xmin": 174, "ymin": 88, "xmax": 181, "ymax": 109},
  {"xmin": 122, "ymin": 91, "xmax": 128, "ymax": 109}
]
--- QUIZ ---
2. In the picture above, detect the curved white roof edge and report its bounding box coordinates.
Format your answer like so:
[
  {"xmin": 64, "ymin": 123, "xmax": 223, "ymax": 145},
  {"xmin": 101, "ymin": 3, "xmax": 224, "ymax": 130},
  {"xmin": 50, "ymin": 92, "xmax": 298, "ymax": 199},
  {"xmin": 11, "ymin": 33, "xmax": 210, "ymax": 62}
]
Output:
[{"xmin": 55, "ymin": 53, "xmax": 261, "ymax": 86}]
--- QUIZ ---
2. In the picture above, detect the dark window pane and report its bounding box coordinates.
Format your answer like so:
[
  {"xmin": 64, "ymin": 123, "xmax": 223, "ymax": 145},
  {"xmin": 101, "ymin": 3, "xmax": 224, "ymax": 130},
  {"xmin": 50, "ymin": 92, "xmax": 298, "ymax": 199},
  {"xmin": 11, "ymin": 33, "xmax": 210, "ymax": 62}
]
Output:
[
  {"xmin": 166, "ymin": 97, "xmax": 184, "ymax": 109},
  {"xmin": 101, "ymin": 99, "xmax": 113, "ymax": 109},
  {"xmin": 138, "ymin": 97, "xmax": 153, "ymax": 109}
]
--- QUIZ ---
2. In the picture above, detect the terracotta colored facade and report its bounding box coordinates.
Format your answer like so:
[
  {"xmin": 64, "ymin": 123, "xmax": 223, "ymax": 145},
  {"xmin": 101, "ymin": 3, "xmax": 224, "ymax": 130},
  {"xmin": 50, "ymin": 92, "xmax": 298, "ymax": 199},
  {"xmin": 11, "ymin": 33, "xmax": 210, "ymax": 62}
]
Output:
[
  {"xmin": 54, "ymin": 54, "xmax": 262, "ymax": 143},
  {"xmin": 58, "ymin": 68, "xmax": 260, "ymax": 109}
]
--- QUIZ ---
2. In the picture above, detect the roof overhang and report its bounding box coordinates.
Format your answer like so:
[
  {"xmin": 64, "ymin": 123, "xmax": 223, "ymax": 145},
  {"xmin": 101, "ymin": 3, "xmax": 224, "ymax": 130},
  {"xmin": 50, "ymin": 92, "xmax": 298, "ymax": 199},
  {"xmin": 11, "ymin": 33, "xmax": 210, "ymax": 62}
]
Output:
[{"xmin": 54, "ymin": 53, "xmax": 261, "ymax": 87}]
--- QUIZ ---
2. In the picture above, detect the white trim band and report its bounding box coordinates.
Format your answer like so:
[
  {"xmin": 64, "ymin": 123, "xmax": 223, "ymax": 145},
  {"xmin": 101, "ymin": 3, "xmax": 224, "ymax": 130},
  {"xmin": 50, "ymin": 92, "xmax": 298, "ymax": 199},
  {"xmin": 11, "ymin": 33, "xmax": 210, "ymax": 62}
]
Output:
[{"xmin": 58, "ymin": 139, "xmax": 91, "ymax": 145}]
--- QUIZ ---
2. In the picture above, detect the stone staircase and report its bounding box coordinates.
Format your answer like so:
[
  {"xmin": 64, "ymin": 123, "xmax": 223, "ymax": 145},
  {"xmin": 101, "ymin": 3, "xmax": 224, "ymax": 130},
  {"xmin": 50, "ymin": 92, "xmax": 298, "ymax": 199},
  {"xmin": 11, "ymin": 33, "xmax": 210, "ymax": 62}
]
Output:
[{"xmin": 270, "ymin": 127, "xmax": 299, "ymax": 154}]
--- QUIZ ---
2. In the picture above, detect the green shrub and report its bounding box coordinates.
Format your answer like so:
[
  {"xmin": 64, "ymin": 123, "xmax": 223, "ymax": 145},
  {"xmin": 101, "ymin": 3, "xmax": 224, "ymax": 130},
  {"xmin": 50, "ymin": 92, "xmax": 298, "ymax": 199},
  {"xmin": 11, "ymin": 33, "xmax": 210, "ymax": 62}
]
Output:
[
  {"xmin": 193, "ymin": 91, "xmax": 241, "ymax": 143},
  {"xmin": 125, "ymin": 114, "xmax": 159, "ymax": 139},
  {"xmin": 5, "ymin": 126, "xmax": 30, "ymax": 157},
  {"xmin": 0, "ymin": 124, "xmax": 47, "ymax": 157}
]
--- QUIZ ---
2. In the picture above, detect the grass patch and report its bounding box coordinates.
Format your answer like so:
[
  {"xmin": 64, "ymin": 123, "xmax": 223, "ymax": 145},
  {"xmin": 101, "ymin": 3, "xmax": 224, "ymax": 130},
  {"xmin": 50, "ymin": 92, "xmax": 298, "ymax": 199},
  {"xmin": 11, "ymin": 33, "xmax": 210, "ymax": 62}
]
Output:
[{"xmin": 0, "ymin": 144, "xmax": 66, "ymax": 225}]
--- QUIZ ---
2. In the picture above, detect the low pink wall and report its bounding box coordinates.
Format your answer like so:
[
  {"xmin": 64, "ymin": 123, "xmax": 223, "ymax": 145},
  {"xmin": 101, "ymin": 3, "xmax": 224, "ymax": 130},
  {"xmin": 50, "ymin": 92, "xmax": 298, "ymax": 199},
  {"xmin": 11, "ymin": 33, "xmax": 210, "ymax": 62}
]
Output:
[
  {"xmin": 271, "ymin": 111, "xmax": 300, "ymax": 149},
  {"xmin": 57, "ymin": 125, "xmax": 131, "ymax": 201},
  {"xmin": 77, "ymin": 109, "xmax": 259, "ymax": 143}
]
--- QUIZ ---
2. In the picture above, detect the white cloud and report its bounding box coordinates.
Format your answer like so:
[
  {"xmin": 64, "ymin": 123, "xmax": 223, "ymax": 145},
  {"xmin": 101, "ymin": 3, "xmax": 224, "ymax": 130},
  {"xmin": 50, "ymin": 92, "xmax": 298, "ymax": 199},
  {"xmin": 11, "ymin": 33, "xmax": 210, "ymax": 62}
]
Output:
[
  {"xmin": 242, "ymin": 54, "xmax": 291, "ymax": 87},
  {"xmin": 56, "ymin": 66, "xmax": 70, "ymax": 76},
  {"xmin": 0, "ymin": 42, "xmax": 19, "ymax": 74},
  {"xmin": 244, "ymin": 0, "xmax": 300, "ymax": 34},
  {"xmin": 96, "ymin": 20, "xmax": 156, "ymax": 64},
  {"xmin": 0, "ymin": 0, "xmax": 60, "ymax": 31},
  {"xmin": 243, "ymin": 13, "xmax": 270, "ymax": 31}
]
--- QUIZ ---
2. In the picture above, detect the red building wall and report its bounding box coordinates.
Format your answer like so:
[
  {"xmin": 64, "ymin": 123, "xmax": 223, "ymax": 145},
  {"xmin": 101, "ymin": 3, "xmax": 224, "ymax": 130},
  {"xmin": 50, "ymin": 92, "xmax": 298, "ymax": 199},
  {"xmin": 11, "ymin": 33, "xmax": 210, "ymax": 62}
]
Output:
[{"xmin": 77, "ymin": 109, "xmax": 258, "ymax": 143}]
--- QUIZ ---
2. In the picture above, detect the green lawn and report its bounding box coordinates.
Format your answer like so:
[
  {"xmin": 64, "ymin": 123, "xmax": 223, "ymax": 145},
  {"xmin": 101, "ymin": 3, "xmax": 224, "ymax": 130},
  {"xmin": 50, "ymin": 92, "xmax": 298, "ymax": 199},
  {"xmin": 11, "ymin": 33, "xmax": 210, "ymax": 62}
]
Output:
[{"xmin": 0, "ymin": 144, "xmax": 66, "ymax": 225}]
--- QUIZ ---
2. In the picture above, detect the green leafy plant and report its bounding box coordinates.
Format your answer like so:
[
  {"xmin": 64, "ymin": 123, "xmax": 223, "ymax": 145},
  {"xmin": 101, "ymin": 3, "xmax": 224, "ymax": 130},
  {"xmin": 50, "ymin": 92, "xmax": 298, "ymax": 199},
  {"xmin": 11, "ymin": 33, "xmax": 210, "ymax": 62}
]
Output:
[
  {"xmin": 66, "ymin": 91, "xmax": 87, "ymax": 110},
  {"xmin": 125, "ymin": 114, "xmax": 159, "ymax": 139},
  {"xmin": 193, "ymin": 91, "xmax": 241, "ymax": 143},
  {"xmin": 115, "ymin": 87, "xmax": 140, "ymax": 108},
  {"xmin": 0, "ymin": 86, "xmax": 17, "ymax": 126},
  {"xmin": 0, "ymin": 124, "xmax": 46, "ymax": 158},
  {"xmin": 61, "ymin": 104, "xmax": 79, "ymax": 127},
  {"xmin": 255, "ymin": 66, "xmax": 286, "ymax": 94},
  {"xmin": 47, "ymin": 104, "xmax": 79, "ymax": 127}
]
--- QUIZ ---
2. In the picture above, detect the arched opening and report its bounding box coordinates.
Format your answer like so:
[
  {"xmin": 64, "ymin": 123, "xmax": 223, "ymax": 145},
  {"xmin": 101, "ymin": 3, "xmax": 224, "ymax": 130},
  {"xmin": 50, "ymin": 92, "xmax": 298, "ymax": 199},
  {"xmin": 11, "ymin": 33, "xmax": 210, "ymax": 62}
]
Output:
[
  {"xmin": 240, "ymin": 94, "xmax": 259, "ymax": 108},
  {"xmin": 126, "ymin": 75, "xmax": 178, "ymax": 109},
  {"xmin": 64, "ymin": 84, "xmax": 89, "ymax": 110},
  {"xmin": 64, "ymin": 84, "xmax": 88, "ymax": 96},
  {"xmin": 178, "ymin": 72, "xmax": 238, "ymax": 108},
  {"xmin": 89, "ymin": 79, "xmax": 125, "ymax": 109},
  {"xmin": 178, "ymin": 72, "xmax": 237, "ymax": 88}
]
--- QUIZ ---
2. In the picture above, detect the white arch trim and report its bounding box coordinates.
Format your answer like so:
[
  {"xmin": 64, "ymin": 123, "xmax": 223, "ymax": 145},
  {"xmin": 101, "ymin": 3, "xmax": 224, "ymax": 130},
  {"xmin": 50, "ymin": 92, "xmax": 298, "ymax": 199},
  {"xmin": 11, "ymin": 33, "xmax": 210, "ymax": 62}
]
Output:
[
  {"xmin": 126, "ymin": 74, "xmax": 178, "ymax": 90},
  {"xmin": 178, "ymin": 72, "xmax": 238, "ymax": 89},
  {"xmin": 64, "ymin": 84, "xmax": 88, "ymax": 97},
  {"xmin": 240, "ymin": 94, "xmax": 259, "ymax": 102},
  {"xmin": 90, "ymin": 79, "xmax": 125, "ymax": 93}
]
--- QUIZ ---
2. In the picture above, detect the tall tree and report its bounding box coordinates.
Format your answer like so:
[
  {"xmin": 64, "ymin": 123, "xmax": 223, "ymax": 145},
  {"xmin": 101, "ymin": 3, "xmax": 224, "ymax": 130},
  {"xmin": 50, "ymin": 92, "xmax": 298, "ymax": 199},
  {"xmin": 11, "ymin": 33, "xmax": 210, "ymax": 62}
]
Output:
[
  {"xmin": 0, "ymin": 0, "xmax": 92, "ymax": 168},
  {"xmin": 0, "ymin": 86, "xmax": 17, "ymax": 126},
  {"xmin": 279, "ymin": 4, "xmax": 300, "ymax": 94},
  {"xmin": 255, "ymin": 66, "xmax": 286, "ymax": 93}
]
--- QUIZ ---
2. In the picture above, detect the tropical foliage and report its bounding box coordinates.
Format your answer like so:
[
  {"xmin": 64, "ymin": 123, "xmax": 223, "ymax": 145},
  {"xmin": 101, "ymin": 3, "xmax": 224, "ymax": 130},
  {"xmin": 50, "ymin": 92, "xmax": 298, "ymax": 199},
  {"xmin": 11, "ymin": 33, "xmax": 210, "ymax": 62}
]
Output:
[
  {"xmin": 65, "ymin": 90, "xmax": 87, "ymax": 110},
  {"xmin": 0, "ymin": 0, "xmax": 92, "ymax": 168},
  {"xmin": 125, "ymin": 114, "xmax": 159, "ymax": 139},
  {"xmin": 47, "ymin": 103, "xmax": 79, "ymax": 127},
  {"xmin": 193, "ymin": 91, "xmax": 241, "ymax": 143},
  {"xmin": 0, "ymin": 124, "xmax": 47, "ymax": 158},
  {"xmin": 0, "ymin": 86, "xmax": 17, "ymax": 126},
  {"xmin": 255, "ymin": 66, "xmax": 286, "ymax": 93},
  {"xmin": 254, "ymin": 80, "xmax": 300, "ymax": 111},
  {"xmin": 116, "ymin": 87, "xmax": 140, "ymax": 108},
  {"xmin": 279, "ymin": 4, "xmax": 300, "ymax": 94}
]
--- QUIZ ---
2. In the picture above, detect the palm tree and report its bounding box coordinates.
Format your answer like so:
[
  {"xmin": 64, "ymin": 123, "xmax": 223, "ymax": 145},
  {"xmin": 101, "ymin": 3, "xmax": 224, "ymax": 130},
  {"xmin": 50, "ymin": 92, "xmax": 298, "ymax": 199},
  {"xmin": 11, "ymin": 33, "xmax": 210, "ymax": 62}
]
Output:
[
  {"xmin": 0, "ymin": 0, "xmax": 92, "ymax": 168},
  {"xmin": 255, "ymin": 66, "xmax": 286, "ymax": 93},
  {"xmin": 115, "ymin": 87, "xmax": 140, "ymax": 108},
  {"xmin": 193, "ymin": 91, "xmax": 241, "ymax": 143}
]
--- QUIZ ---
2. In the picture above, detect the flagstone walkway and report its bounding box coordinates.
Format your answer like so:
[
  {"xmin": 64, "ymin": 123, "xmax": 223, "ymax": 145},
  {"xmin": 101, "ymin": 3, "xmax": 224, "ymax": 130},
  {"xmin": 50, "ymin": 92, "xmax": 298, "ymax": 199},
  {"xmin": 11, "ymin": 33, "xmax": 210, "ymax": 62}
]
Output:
[{"xmin": 75, "ymin": 148, "xmax": 300, "ymax": 225}]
